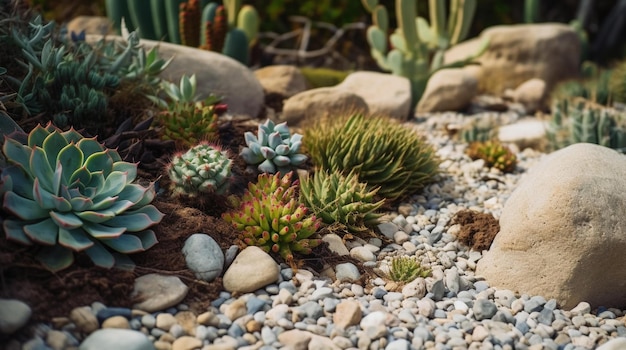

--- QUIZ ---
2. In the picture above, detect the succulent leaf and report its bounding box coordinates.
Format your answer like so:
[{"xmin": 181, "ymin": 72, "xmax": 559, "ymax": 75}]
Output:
[
  {"xmin": 0, "ymin": 123, "xmax": 163, "ymax": 271},
  {"xmin": 223, "ymin": 172, "xmax": 321, "ymax": 264},
  {"xmin": 240, "ymin": 119, "xmax": 308, "ymax": 174},
  {"xmin": 168, "ymin": 143, "xmax": 233, "ymax": 196}
]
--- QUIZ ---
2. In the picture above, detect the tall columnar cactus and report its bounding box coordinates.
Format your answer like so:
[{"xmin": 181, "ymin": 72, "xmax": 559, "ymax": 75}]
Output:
[
  {"xmin": 0, "ymin": 123, "xmax": 164, "ymax": 272},
  {"xmin": 168, "ymin": 142, "xmax": 232, "ymax": 196},
  {"xmin": 361, "ymin": 0, "xmax": 487, "ymax": 106},
  {"xmin": 547, "ymin": 98, "xmax": 626, "ymax": 152},
  {"xmin": 201, "ymin": 4, "xmax": 228, "ymax": 52},
  {"xmin": 240, "ymin": 119, "xmax": 307, "ymax": 174},
  {"xmin": 222, "ymin": 172, "xmax": 322, "ymax": 263},
  {"xmin": 179, "ymin": 0, "xmax": 202, "ymax": 47}
]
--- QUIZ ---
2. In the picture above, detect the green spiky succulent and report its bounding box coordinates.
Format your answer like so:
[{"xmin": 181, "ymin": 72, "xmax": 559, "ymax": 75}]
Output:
[
  {"xmin": 0, "ymin": 123, "xmax": 164, "ymax": 272},
  {"xmin": 304, "ymin": 114, "xmax": 440, "ymax": 201},
  {"xmin": 299, "ymin": 169, "xmax": 385, "ymax": 234},
  {"xmin": 466, "ymin": 140, "xmax": 517, "ymax": 173},
  {"xmin": 546, "ymin": 98, "xmax": 626, "ymax": 152},
  {"xmin": 387, "ymin": 256, "xmax": 431, "ymax": 283},
  {"xmin": 168, "ymin": 142, "xmax": 232, "ymax": 196},
  {"xmin": 222, "ymin": 172, "xmax": 322, "ymax": 263},
  {"xmin": 240, "ymin": 119, "xmax": 307, "ymax": 174}
]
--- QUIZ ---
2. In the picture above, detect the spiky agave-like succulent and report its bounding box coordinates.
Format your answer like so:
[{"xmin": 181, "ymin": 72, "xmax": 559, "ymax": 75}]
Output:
[
  {"xmin": 387, "ymin": 256, "xmax": 431, "ymax": 283},
  {"xmin": 168, "ymin": 142, "xmax": 232, "ymax": 196},
  {"xmin": 304, "ymin": 114, "xmax": 440, "ymax": 201},
  {"xmin": 0, "ymin": 123, "xmax": 164, "ymax": 272},
  {"xmin": 299, "ymin": 169, "xmax": 385, "ymax": 234},
  {"xmin": 222, "ymin": 172, "xmax": 321, "ymax": 263},
  {"xmin": 240, "ymin": 119, "xmax": 307, "ymax": 174},
  {"xmin": 465, "ymin": 140, "xmax": 517, "ymax": 173}
]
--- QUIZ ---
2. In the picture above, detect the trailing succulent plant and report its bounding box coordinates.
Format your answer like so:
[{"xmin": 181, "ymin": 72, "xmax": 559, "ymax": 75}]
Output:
[
  {"xmin": 465, "ymin": 140, "xmax": 517, "ymax": 173},
  {"xmin": 240, "ymin": 119, "xmax": 307, "ymax": 174},
  {"xmin": 546, "ymin": 98, "xmax": 626, "ymax": 152},
  {"xmin": 8, "ymin": 17, "xmax": 169, "ymax": 130},
  {"xmin": 304, "ymin": 114, "xmax": 440, "ymax": 201},
  {"xmin": 168, "ymin": 142, "xmax": 233, "ymax": 196},
  {"xmin": 0, "ymin": 123, "xmax": 164, "ymax": 272},
  {"xmin": 299, "ymin": 169, "xmax": 385, "ymax": 234},
  {"xmin": 387, "ymin": 256, "xmax": 431, "ymax": 283},
  {"xmin": 222, "ymin": 172, "xmax": 322, "ymax": 264}
]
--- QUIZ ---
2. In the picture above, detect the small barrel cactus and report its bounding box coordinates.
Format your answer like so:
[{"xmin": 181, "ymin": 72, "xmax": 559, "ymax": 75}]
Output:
[
  {"xmin": 222, "ymin": 172, "xmax": 321, "ymax": 263},
  {"xmin": 0, "ymin": 123, "xmax": 164, "ymax": 272},
  {"xmin": 168, "ymin": 142, "xmax": 232, "ymax": 196},
  {"xmin": 299, "ymin": 169, "xmax": 385, "ymax": 234},
  {"xmin": 240, "ymin": 119, "xmax": 307, "ymax": 174},
  {"xmin": 465, "ymin": 140, "xmax": 517, "ymax": 173}
]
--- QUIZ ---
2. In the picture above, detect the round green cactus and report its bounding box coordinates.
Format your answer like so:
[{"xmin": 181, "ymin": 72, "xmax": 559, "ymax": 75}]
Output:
[
  {"xmin": 167, "ymin": 142, "xmax": 233, "ymax": 196},
  {"xmin": 222, "ymin": 172, "xmax": 321, "ymax": 263},
  {"xmin": 0, "ymin": 123, "xmax": 164, "ymax": 272},
  {"xmin": 299, "ymin": 169, "xmax": 385, "ymax": 234},
  {"xmin": 240, "ymin": 119, "xmax": 307, "ymax": 174}
]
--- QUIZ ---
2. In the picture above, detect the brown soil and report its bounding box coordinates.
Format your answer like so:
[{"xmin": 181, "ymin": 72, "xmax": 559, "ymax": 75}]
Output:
[
  {"xmin": 452, "ymin": 209, "xmax": 500, "ymax": 251},
  {"xmin": 0, "ymin": 116, "xmax": 368, "ymax": 344}
]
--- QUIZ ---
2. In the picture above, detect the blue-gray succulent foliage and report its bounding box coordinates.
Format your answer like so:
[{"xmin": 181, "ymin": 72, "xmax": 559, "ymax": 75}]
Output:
[
  {"xmin": 0, "ymin": 123, "xmax": 164, "ymax": 272},
  {"xmin": 240, "ymin": 119, "xmax": 307, "ymax": 174}
]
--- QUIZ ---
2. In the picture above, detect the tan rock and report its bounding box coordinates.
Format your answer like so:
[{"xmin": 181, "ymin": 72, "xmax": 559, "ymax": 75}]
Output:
[
  {"xmin": 277, "ymin": 329, "xmax": 312, "ymax": 350},
  {"xmin": 222, "ymin": 246, "xmax": 279, "ymax": 293},
  {"xmin": 66, "ymin": 16, "xmax": 113, "ymax": 36},
  {"xmin": 172, "ymin": 335, "xmax": 202, "ymax": 350},
  {"xmin": 222, "ymin": 299, "xmax": 247, "ymax": 321},
  {"xmin": 335, "ymin": 71, "xmax": 412, "ymax": 120},
  {"xmin": 254, "ymin": 65, "xmax": 308, "ymax": 98},
  {"xmin": 512, "ymin": 78, "xmax": 548, "ymax": 114},
  {"xmin": 69, "ymin": 306, "xmax": 99, "ymax": 334},
  {"xmin": 155, "ymin": 313, "xmax": 178, "ymax": 331},
  {"xmin": 445, "ymin": 23, "xmax": 580, "ymax": 94},
  {"xmin": 280, "ymin": 88, "xmax": 369, "ymax": 127},
  {"xmin": 333, "ymin": 300, "xmax": 362, "ymax": 329},
  {"xmin": 174, "ymin": 311, "xmax": 197, "ymax": 336},
  {"xmin": 196, "ymin": 311, "xmax": 219, "ymax": 327},
  {"xmin": 132, "ymin": 274, "xmax": 189, "ymax": 313},
  {"xmin": 416, "ymin": 68, "xmax": 478, "ymax": 113},
  {"xmin": 101, "ymin": 315, "xmax": 130, "ymax": 329},
  {"xmin": 477, "ymin": 143, "xmax": 626, "ymax": 309}
]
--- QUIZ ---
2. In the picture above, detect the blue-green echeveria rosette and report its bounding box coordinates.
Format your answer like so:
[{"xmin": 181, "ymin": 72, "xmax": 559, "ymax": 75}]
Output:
[
  {"xmin": 0, "ymin": 123, "xmax": 164, "ymax": 272},
  {"xmin": 240, "ymin": 119, "xmax": 307, "ymax": 174}
]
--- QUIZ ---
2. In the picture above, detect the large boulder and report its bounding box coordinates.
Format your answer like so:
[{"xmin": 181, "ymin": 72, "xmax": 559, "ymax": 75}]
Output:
[
  {"xmin": 280, "ymin": 88, "xmax": 369, "ymax": 127},
  {"xmin": 477, "ymin": 143, "xmax": 626, "ymax": 309},
  {"xmin": 254, "ymin": 65, "xmax": 308, "ymax": 112},
  {"xmin": 335, "ymin": 71, "xmax": 412, "ymax": 120},
  {"xmin": 445, "ymin": 23, "xmax": 581, "ymax": 95},
  {"xmin": 142, "ymin": 39, "xmax": 265, "ymax": 118}
]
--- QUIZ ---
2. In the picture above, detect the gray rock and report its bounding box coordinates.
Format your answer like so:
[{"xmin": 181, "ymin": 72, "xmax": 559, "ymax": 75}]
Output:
[
  {"xmin": 79, "ymin": 329, "xmax": 155, "ymax": 350},
  {"xmin": 182, "ymin": 233, "xmax": 224, "ymax": 281},
  {"xmin": 0, "ymin": 299, "xmax": 32, "ymax": 334},
  {"xmin": 417, "ymin": 68, "xmax": 478, "ymax": 113},
  {"xmin": 473, "ymin": 299, "xmax": 498, "ymax": 321},
  {"xmin": 335, "ymin": 262, "xmax": 361, "ymax": 282},
  {"xmin": 131, "ymin": 274, "xmax": 189, "ymax": 313}
]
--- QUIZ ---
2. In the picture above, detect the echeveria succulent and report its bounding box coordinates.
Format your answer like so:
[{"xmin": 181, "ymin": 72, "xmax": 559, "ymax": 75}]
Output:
[
  {"xmin": 167, "ymin": 142, "xmax": 232, "ymax": 196},
  {"xmin": 0, "ymin": 123, "xmax": 164, "ymax": 272},
  {"xmin": 240, "ymin": 119, "xmax": 307, "ymax": 174}
]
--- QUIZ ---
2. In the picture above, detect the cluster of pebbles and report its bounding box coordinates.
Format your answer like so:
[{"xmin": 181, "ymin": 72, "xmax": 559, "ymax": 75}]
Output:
[{"xmin": 5, "ymin": 112, "xmax": 626, "ymax": 350}]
